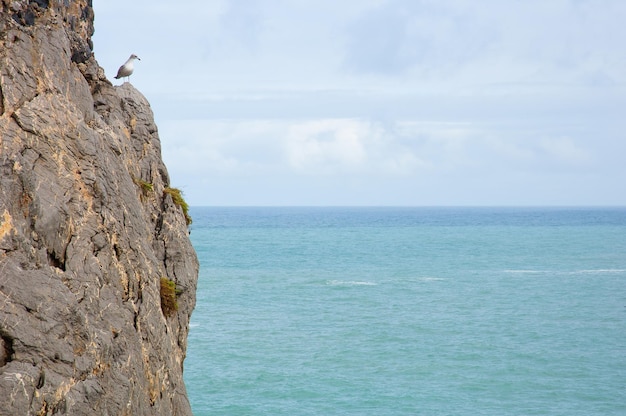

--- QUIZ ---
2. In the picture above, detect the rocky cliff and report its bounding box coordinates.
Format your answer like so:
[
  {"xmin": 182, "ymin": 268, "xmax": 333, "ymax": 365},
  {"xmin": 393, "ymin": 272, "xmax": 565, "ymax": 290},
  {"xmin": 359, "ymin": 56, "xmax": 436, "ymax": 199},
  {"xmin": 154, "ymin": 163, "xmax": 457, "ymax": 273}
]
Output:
[{"xmin": 0, "ymin": 1, "xmax": 199, "ymax": 415}]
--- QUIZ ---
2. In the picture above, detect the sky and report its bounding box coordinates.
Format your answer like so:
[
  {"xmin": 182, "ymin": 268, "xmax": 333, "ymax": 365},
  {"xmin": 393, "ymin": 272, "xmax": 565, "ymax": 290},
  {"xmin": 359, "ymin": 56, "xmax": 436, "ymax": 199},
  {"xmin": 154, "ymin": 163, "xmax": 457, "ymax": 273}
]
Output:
[{"xmin": 92, "ymin": 0, "xmax": 626, "ymax": 206}]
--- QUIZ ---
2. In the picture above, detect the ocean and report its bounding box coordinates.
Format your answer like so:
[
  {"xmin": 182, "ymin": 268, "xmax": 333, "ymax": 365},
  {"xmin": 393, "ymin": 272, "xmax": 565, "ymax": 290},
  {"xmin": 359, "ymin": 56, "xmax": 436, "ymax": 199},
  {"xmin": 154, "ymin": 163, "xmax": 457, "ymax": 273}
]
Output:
[{"xmin": 183, "ymin": 207, "xmax": 626, "ymax": 415}]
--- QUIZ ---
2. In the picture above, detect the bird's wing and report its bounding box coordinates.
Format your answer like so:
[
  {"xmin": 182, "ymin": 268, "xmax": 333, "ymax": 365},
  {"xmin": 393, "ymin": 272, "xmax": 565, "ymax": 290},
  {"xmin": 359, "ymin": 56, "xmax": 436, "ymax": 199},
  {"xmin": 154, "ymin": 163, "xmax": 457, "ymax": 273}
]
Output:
[{"xmin": 115, "ymin": 65, "xmax": 125, "ymax": 79}]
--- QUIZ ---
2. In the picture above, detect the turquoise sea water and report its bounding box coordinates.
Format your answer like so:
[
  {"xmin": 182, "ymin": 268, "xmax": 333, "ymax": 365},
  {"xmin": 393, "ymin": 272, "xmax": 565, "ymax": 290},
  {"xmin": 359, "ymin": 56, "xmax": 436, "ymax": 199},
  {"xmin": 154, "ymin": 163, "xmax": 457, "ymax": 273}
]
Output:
[{"xmin": 184, "ymin": 207, "xmax": 626, "ymax": 415}]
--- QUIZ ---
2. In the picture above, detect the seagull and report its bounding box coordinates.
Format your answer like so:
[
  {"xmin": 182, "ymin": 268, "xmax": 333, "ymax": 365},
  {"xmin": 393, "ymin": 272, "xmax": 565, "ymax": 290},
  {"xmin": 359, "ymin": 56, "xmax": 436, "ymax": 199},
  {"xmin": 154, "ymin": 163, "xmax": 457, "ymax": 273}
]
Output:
[{"xmin": 115, "ymin": 54, "xmax": 140, "ymax": 82}]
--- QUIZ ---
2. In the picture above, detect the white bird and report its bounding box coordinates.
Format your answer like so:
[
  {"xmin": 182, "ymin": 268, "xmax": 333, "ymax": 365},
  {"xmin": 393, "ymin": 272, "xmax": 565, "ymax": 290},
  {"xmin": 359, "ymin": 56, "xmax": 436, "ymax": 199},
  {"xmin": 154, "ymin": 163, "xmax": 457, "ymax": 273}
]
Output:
[{"xmin": 115, "ymin": 54, "xmax": 140, "ymax": 82}]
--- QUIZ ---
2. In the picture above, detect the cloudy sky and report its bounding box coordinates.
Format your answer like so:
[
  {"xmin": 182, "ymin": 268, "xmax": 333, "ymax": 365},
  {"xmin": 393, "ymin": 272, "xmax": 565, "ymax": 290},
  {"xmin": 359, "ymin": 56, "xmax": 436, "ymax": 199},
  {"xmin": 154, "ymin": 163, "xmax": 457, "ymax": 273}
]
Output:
[{"xmin": 92, "ymin": 0, "xmax": 625, "ymax": 206}]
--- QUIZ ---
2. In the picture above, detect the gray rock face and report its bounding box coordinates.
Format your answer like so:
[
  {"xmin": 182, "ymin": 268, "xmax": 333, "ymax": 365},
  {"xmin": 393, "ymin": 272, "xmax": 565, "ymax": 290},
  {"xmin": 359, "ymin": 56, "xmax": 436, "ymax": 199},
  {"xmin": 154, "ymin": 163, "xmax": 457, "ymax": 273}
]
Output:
[{"xmin": 0, "ymin": 2, "xmax": 198, "ymax": 415}]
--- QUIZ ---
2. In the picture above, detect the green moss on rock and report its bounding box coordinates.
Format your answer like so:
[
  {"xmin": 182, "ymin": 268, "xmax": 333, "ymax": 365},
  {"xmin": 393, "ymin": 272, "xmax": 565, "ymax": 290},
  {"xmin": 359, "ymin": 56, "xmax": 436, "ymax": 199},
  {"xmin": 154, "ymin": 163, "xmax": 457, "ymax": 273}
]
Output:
[
  {"xmin": 160, "ymin": 277, "xmax": 178, "ymax": 317},
  {"xmin": 164, "ymin": 187, "xmax": 192, "ymax": 225}
]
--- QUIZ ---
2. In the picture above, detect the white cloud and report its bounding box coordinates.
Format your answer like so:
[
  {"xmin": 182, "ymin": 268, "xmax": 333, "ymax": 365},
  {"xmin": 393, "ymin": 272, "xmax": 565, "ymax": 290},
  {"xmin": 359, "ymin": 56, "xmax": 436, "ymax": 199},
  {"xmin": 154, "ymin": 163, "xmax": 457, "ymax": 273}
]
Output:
[
  {"xmin": 161, "ymin": 118, "xmax": 431, "ymax": 178},
  {"xmin": 161, "ymin": 117, "xmax": 600, "ymax": 183},
  {"xmin": 155, "ymin": 114, "xmax": 623, "ymax": 205},
  {"xmin": 342, "ymin": 0, "xmax": 626, "ymax": 89},
  {"xmin": 159, "ymin": 120, "xmax": 285, "ymax": 176},
  {"xmin": 93, "ymin": 0, "xmax": 626, "ymax": 205},
  {"xmin": 538, "ymin": 137, "xmax": 591, "ymax": 166},
  {"xmin": 285, "ymin": 119, "xmax": 369, "ymax": 174}
]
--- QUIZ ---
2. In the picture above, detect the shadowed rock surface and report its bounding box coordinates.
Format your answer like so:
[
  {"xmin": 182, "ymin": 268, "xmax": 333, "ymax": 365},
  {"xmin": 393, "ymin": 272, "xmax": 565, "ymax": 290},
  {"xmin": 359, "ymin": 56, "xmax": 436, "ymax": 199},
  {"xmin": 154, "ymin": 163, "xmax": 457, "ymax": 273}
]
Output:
[{"xmin": 0, "ymin": 1, "xmax": 198, "ymax": 415}]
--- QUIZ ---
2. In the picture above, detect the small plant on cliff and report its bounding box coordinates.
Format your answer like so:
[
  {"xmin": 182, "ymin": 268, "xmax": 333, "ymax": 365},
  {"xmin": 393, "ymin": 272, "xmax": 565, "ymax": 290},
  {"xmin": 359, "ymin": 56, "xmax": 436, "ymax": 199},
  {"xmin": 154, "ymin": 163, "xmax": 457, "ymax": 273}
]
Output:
[
  {"xmin": 132, "ymin": 177, "xmax": 154, "ymax": 197},
  {"xmin": 163, "ymin": 187, "xmax": 192, "ymax": 225},
  {"xmin": 160, "ymin": 277, "xmax": 178, "ymax": 318}
]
